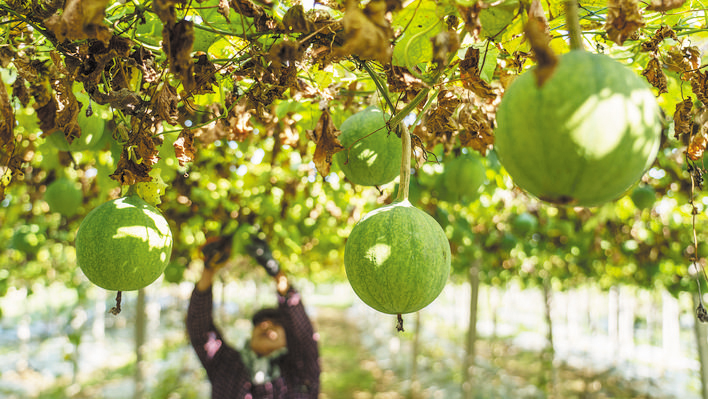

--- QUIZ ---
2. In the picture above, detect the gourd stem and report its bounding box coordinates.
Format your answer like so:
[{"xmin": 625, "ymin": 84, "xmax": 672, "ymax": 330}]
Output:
[
  {"xmin": 566, "ymin": 0, "xmax": 584, "ymax": 50},
  {"xmin": 396, "ymin": 123, "xmax": 412, "ymax": 202}
]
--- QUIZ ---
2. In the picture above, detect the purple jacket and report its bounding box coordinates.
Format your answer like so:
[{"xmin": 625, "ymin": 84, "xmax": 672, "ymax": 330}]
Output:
[{"xmin": 187, "ymin": 286, "xmax": 320, "ymax": 399}]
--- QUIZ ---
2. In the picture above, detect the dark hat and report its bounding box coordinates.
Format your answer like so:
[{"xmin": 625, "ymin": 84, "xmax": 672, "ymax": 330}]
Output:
[{"xmin": 252, "ymin": 307, "xmax": 284, "ymax": 327}]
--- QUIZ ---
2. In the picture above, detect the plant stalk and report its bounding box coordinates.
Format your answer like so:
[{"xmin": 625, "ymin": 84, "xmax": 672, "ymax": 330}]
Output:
[
  {"xmin": 396, "ymin": 123, "xmax": 412, "ymax": 202},
  {"xmin": 566, "ymin": 0, "xmax": 584, "ymax": 50}
]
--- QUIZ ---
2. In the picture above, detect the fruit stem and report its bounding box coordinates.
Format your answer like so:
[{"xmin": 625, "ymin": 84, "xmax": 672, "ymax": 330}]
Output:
[
  {"xmin": 109, "ymin": 291, "xmax": 122, "ymax": 315},
  {"xmin": 396, "ymin": 123, "xmax": 412, "ymax": 202},
  {"xmin": 566, "ymin": 0, "xmax": 584, "ymax": 51}
]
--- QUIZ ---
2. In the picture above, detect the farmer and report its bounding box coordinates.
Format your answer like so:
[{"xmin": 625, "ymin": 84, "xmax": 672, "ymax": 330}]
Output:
[{"xmin": 187, "ymin": 232, "xmax": 320, "ymax": 398}]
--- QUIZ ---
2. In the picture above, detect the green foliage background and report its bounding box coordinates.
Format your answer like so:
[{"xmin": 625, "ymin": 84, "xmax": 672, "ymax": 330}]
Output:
[{"xmin": 1, "ymin": 0, "xmax": 708, "ymax": 302}]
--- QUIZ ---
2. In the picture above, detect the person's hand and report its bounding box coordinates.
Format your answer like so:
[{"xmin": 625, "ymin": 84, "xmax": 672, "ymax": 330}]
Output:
[
  {"xmin": 245, "ymin": 233, "xmax": 281, "ymax": 277},
  {"xmin": 200, "ymin": 235, "xmax": 233, "ymax": 270}
]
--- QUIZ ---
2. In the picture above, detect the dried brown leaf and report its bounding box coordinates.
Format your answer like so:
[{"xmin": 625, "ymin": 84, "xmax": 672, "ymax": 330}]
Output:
[
  {"xmin": 283, "ymin": 5, "xmax": 314, "ymax": 33},
  {"xmin": 691, "ymin": 70, "xmax": 708, "ymax": 105},
  {"xmin": 459, "ymin": 47, "xmax": 497, "ymax": 99},
  {"xmin": 640, "ymin": 25, "xmax": 677, "ymax": 52},
  {"xmin": 523, "ymin": 19, "xmax": 557, "ymax": 87},
  {"xmin": 278, "ymin": 114, "xmax": 300, "ymax": 148},
  {"xmin": 110, "ymin": 156, "xmax": 152, "ymax": 185},
  {"xmin": 458, "ymin": 105, "xmax": 494, "ymax": 156},
  {"xmin": 646, "ymin": 0, "xmax": 686, "ymax": 12},
  {"xmin": 673, "ymin": 96, "xmax": 694, "ymax": 139},
  {"xmin": 193, "ymin": 54, "xmax": 218, "ymax": 95},
  {"xmin": 156, "ymin": 84, "xmax": 180, "ymax": 124},
  {"xmin": 163, "ymin": 20, "xmax": 196, "ymax": 93},
  {"xmin": 0, "ymin": 73, "xmax": 14, "ymax": 150},
  {"xmin": 528, "ymin": 0, "xmax": 549, "ymax": 36},
  {"xmin": 153, "ymin": 0, "xmax": 184, "ymax": 26},
  {"xmin": 0, "ymin": 45, "xmax": 13, "ymax": 68},
  {"xmin": 110, "ymin": 120, "xmax": 163, "ymax": 185},
  {"xmin": 218, "ymin": 0, "xmax": 231, "ymax": 21},
  {"xmin": 605, "ymin": 0, "xmax": 645, "ymax": 45},
  {"xmin": 385, "ymin": 65, "xmax": 424, "ymax": 96},
  {"xmin": 173, "ymin": 129, "xmax": 196, "ymax": 167},
  {"xmin": 333, "ymin": 1, "xmax": 393, "ymax": 64},
  {"xmin": 642, "ymin": 57, "xmax": 668, "ymax": 94},
  {"xmin": 456, "ymin": 2, "xmax": 483, "ymax": 40},
  {"xmin": 426, "ymin": 90, "xmax": 461, "ymax": 137},
  {"xmin": 131, "ymin": 47, "xmax": 159, "ymax": 84},
  {"xmin": 231, "ymin": 0, "xmax": 269, "ymax": 31},
  {"xmin": 44, "ymin": 0, "xmax": 112, "ymax": 44},
  {"xmin": 431, "ymin": 31, "xmax": 460, "ymax": 68},
  {"xmin": 11, "ymin": 77, "xmax": 30, "ymax": 108},
  {"xmin": 227, "ymin": 100, "xmax": 254, "ymax": 142},
  {"xmin": 687, "ymin": 130, "xmax": 708, "ymax": 161},
  {"xmin": 308, "ymin": 109, "xmax": 343, "ymax": 177}
]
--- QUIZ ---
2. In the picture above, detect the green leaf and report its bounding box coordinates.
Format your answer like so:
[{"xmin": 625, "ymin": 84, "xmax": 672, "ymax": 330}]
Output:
[
  {"xmin": 392, "ymin": 1, "xmax": 445, "ymax": 68},
  {"xmin": 479, "ymin": 0, "xmax": 520, "ymax": 39}
]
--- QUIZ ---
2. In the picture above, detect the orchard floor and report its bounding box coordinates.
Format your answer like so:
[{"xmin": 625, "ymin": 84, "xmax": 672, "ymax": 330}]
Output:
[
  {"xmin": 0, "ymin": 281, "xmax": 700, "ymax": 398},
  {"xmin": 317, "ymin": 307, "xmax": 679, "ymax": 399}
]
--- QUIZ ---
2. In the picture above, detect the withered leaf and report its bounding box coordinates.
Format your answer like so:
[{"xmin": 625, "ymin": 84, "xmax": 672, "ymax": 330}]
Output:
[
  {"xmin": 528, "ymin": 0, "xmax": 550, "ymax": 36},
  {"xmin": 456, "ymin": 2, "xmax": 483, "ymax": 40},
  {"xmin": 431, "ymin": 31, "xmax": 460, "ymax": 68},
  {"xmin": 673, "ymin": 96, "xmax": 694, "ymax": 139},
  {"xmin": 308, "ymin": 109, "xmax": 343, "ymax": 178},
  {"xmin": 11, "ymin": 76, "xmax": 30, "ymax": 108},
  {"xmin": 605, "ymin": 0, "xmax": 645, "ymax": 45},
  {"xmin": 646, "ymin": 0, "xmax": 686, "ymax": 12},
  {"xmin": 268, "ymin": 40, "xmax": 304, "ymax": 73},
  {"xmin": 110, "ymin": 155, "xmax": 152, "ymax": 185},
  {"xmin": 523, "ymin": 19, "xmax": 557, "ymax": 87},
  {"xmin": 385, "ymin": 65, "xmax": 424, "ymax": 97},
  {"xmin": 426, "ymin": 90, "xmax": 461, "ymax": 138},
  {"xmin": 687, "ymin": 130, "xmax": 708, "ymax": 161},
  {"xmin": 664, "ymin": 47, "xmax": 694, "ymax": 75},
  {"xmin": 110, "ymin": 120, "xmax": 163, "ymax": 185},
  {"xmin": 641, "ymin": 57, "xmax": 668, "ymax": 94},
  {"xmin": 153, "ymin": 0, "xmax": 184, "ymax": 26},
  {"xmin": 458, "ymin": 105, "xmax": 494, "ymax": 156},
  {"xmin": 0, "ymin": 45, "xmax": 13, "ymax": 68},
  {"xmin": 333, "ymin": 1, "xmax": 393, "ymax": 64},
  {"xmin": 44, "ymin": 0, "xmax": 112, "ymax": 44},
  {"xmin": 640, "ymin": 25, "xmax": 677, "ymax": 52},
  {"xmin": 218, "ymin": 0, "xmax": 230, "ymax": 21},
  {"xmin": 156, "ymin": 83, "xmax": 180, "ymax": 124},
  {"xmin": 278, "ymin": 114, "xmax": 300, "ymax": 148},
  {"xmin": 163, "ymin": 19, "xmax": 196, "ymax": 93},
  {"xmin": 231, "ymin": 0, "xmax": 270, "ymax": 31},
  {"xmin": 131, "ymin": 47, "xmax": 159, "ymax": 83},
  {"xmin": 0, "ymin": 72, "xmax": 14, "ymax": 150},
  {"xmin": 37, "ymin": 77, "xmax": 81, "ymax": 141},
  {"xmin": 227, "ymin": 100, "xmax": 254, "ymax": 142},
  {"xmin": 459, "ymin": 47, "xmax": 496, "ymax": 99},
  {"xmin": 691, "ymin": 70, "xmax": 708, "ymax": 105},
  {"xmin": 283, "ymin": 5, "xmax": 314, "ymax": 33},
  {"xmin": 173, "ymin": 129, "xmax": 196, "ymax": 167},
  {"xmin": 193, "ymin": 54, "xmax": 218, "ymax": 95}
]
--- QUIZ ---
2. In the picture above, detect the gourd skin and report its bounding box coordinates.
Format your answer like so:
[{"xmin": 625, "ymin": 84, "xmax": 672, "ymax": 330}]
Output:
[
  {"xmin": 495, "ymin": 50, "xmax": 663, "ymax": 207},
  {"xmin": 344, "ymin": 200, "xmax": 451, "ymax": 314},
  {"xmin": 335, "ymin": 106, "xmax": 402, "ymax": 186},
  {"xmin": 76, "ymin": 195, "xmax": 173, "ymax": 291}
]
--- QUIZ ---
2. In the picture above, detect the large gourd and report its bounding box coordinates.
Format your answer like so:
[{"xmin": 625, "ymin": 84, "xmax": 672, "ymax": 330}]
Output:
[
  {"xmin": 442, "ymin": 152, "xmax": 487, "ymax": 201},
  {"xmin": 344, "ymin": 119, "xmax": 450, "ymax": 329},
  {"xmin": 494, "ymin": 50, "xmax": 663, "ymax": 207},
  {"xmin": 334, "ymin": 106, "xmax": 402, "ymax": 186},
  {"xmin": 75, "ymin": 195, "xmax": 173, "ymax": 291},
  {"xmin": 45, "ymin": 178, "xmax": 83, "ymax": 217}
]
